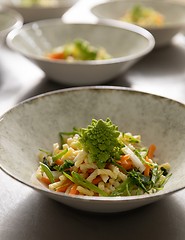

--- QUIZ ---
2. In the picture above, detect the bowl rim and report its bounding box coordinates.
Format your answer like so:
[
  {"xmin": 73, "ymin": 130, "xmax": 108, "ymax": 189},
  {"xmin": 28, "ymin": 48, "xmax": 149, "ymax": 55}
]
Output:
[
  {"xmin": 91, "ymin": 0, "xmax": 185, "ymax": 30},
  {"xmin": 0, "ymin": 0, "xmax": 79, "ymax": 9},
  {"xmin": 0, "ymin": 5, "xmax": 23, "ymax": 35},
  {"xmin": 6, "ymin": 18, "xmax": 155, "ymax": 65},
  {"xmin": 0, "ymin": 85, "xmax": 185, "ymax": 203}
]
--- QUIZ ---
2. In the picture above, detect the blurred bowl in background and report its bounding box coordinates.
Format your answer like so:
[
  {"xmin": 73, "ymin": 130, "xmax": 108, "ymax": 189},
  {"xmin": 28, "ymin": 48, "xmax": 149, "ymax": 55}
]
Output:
[
  {"xmin": 91, "ymin": 0, "xmax": 185, "ymax": 47},
  {"xmin": 6, "ymin": 19, "xmax": 155, "ymax": 86},
  {"xmin": 0, "ymin": 5, "xmax": 23, "ymax": 47},
  {"xmin": 0, "ymin": 0, "xmax": 79, "ymax": 23}
]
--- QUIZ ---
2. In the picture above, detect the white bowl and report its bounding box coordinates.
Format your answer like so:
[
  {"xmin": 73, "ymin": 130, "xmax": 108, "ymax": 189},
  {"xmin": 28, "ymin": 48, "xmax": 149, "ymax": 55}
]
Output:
[
  {"xmin": 0, "ymin": 5, "xmax": 23, "ymax": 46},
  {"xmin": 0, "ymin": 0, "xmax": 79, "ymax": 23},
  {"xmin": 91, "ymin": 0, "xmax": 185, "ymax": 47},
  {"xmin": 6, "ymin": 20, "xmax": 155, "ymax": 86},
  {"xmin": 0, "ymin": 86, "xmax": 185, "ymax": 213}
]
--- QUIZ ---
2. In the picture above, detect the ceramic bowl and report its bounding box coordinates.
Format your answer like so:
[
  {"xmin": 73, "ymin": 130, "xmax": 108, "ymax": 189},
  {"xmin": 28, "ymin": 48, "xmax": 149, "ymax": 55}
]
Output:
[
  {"xmin": 6, "ymin": 20, "xmax": 155, "ymax": 86},
  {"xmin": 1, "ymin": 86, "xmax": 185, "ymax": 213},
  {"xmin": 0, "ymin": 0, "xmax": 79, "ymax": 23},
  {"xmin": 0, "ymin": 5, "xmax": 23, "ymax": 47},
  {"xmin": 91, "ymin": 0, "xmax": 185, "ymax": 47}
]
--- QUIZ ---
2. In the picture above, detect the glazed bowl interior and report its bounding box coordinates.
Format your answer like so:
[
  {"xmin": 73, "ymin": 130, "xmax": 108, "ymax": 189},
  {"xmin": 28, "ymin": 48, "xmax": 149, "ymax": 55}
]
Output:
[
  {"xmin": 0, "ymin": 86, "xmax": 185, "ymax": 213},
  {"xmin": 6, "ymin": 20, "xmax": 154, "ymax": 85},
  {"xmin": 91, "ymin": 0, "xmax": 185, "ymax": 47}
]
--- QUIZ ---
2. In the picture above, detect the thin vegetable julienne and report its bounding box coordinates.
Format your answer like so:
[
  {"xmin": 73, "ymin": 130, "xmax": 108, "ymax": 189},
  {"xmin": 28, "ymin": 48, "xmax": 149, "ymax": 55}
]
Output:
[
  {"xmin": 40, "ymin": 162, "xmax": 55, "ymax": 184},
  {"xmin": 63, "ymin": 171, "xmax": 108, "ymax": 197},
  {"xmin": 52, "ymin": 148, "xmax": 68, "ymax": 161}
]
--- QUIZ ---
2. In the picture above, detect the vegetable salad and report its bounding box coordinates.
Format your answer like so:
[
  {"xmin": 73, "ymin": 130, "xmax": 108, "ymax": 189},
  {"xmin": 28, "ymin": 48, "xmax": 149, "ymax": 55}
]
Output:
[
  {"xmin": 119, "ymin": 3, "xmax": 164, "ymax": 27},
  {"xmin": 46, "ymin": 38, "xmax": 113, "ymax": 62},
  {"xmin": 35, "ymin": 118, "xmax": 171, "ymax": 197}
]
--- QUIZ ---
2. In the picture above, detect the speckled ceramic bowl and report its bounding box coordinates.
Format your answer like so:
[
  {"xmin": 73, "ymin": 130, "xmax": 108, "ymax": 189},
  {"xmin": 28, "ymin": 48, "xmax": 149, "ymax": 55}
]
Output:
[
  {"xmin": 0, "ymin": 0, "xmax": 79, "ymax": 23},
  {"xmin": 0, "ymin": 5, "xmax": 23, "ymax": 47},
  {"xmin": 0, "ymin": 86, "xmax": 185, "ymax": 213},
  {"xmin": 6, "ymin": 20, "xmax": 155, "ymax": 86},
  {"xmin": 91, "ymin": 0, "xmax": 185, "ymax": 47}
]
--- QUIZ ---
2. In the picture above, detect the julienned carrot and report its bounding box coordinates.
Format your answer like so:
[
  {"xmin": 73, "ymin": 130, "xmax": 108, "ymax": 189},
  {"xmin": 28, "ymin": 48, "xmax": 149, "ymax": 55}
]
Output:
[
  {"xmin": 121, "ymin": 160, "xmax": 133, "ymax": 170},
  {"xmin": 41, "ymin": 176, "xmax": 52, "ymax": 185},
  {"xmin": 47, "ymin": 52, "xmax": 66, "ymax": 60},
  {"xmin": 92, "ymin": 176, "xmax": 102, "ymax": 185},
  {"xmin": 41, "ymin": 176, "xmax": 58, "ymax": 185},
  {"xmin": 147, "ymin": 144, "xmax": 156, "ymax": 160},
  {"xmin": 56, "ymin": 179, "xmax": 72, "ymax": 192},
  {"xmin": 55, "ymin": 150, "xmax": 64, "ymax": 165},
  {"xmin": 120, "ymin": 154, "xmax": 131, "ymax": 163},
  {"xmin": 120, "ymin": 154, "xmax": 132, "ymax": 170},
  {"xmin": 69, "ymin": 184, "xmax": 79, "ymax": 195},
  {"xmin": 55, "ymin": 159, "xmax": 63, "ymax": 166},
  {"xmin": 144, "ymin": 156, "xmax": 150, "ymax": 176}
]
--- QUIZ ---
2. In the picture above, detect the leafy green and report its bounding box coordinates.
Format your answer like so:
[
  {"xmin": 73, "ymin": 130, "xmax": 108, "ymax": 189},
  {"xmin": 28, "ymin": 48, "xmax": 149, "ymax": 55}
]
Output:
[
  {"xmin": 54, "ymin": 160, "xmax": 75, "ymax": 173},
  {"xmin": 160, "ymin": 166, "xmax": 168, "ymax": 176},
  {"xmin": 74, "ymin": 38, "xmax": 97, "ymax": 60},
  {"xmin": 109, "ymin": 178, "xmax": 135, "ymax": 197}
]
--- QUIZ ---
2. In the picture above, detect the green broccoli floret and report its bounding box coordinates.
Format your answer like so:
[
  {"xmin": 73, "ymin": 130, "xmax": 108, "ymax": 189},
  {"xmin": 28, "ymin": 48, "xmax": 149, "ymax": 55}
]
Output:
[{"xmin": 79, "ymin": 118, "xmax": 124, "ymax": 168}]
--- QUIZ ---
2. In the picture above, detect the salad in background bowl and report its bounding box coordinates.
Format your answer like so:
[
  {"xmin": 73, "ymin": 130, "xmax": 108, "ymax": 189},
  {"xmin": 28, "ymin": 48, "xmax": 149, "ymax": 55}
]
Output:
[
  {"xmin": 6, "ymin": 20, "xmax": 154, "ymax": 86},
  {"xmin": 0, "ymin": 0, "xmax": 79, "ymax": 23},
  {"xmin": 91, "ymin": 0, "xmax": 185, "ymax": 47}
]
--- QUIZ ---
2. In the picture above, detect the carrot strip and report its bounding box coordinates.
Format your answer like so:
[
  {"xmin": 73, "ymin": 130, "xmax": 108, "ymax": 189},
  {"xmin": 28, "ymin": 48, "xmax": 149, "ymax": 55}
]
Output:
[
  {"xmin": 55, "ymin": 150, "xmax": 64, "ymax": 165},
  {"xmin": 147, "ymin": 144, "xmax": 156, "ymax": 160},
  {"xmin": 120, "ymin": 154, "xmax": 131, "ymax": 163},
  {"xmin": 55, "ymin": 158, "xmax": 63, "ymax": 166},
  {"xmin": 69, "ymin": 184, "xmax": 79, "ymax": 195},
  {"xmin": 47, "ymin": 52, "xmax": 66, "ymax": 60},
  {"xmin": 92, "ymin": 176, "xmax": 102, "ymax": 185},
  {"xmin": 119, "ymin": 154, "xmax": 132, "ymax": 170},
  {"xmin": 144, "ymin": 156, "xmax": 150, "ymax": 176},
  {"xmin": 121, "ymin": 159, "xmax": 133, "ymax": 170},
  {"xmin": 41, "ymin": 176, "xmax": 58, "ymax": 185},
  {"xmin": 41, "ymin": 176, "xmax": 52, "ymax": 185},
  {"xmin": 56, "ymin": 179, "xmax": 72, "ymax": 192}
]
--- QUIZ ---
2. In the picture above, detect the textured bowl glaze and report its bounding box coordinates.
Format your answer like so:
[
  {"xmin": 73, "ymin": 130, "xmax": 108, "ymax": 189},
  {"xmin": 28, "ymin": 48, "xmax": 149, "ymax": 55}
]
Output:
[
  {"xmin": 0, "ymin": 5, "xmax": 23, "ymax": 47},
  {"xmin": 0, "ymin": 0, "xmax": 78, "ymax": 23},
  {"xmin": 6, "ymin": 20, "xmax": 154, "ymax": 86},
  {"xmin": 91, "ymin": 0, "xmax": 185, "ymax": 47},
  {"xmin": 0, "ymin": 86, "xmax": 185, "ymax": 213}
]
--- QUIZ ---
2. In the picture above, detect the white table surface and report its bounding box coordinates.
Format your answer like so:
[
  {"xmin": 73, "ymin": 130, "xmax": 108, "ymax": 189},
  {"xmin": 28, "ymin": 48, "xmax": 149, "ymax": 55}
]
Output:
[{"xmin": 1, "ymin": 1, "xmax": 185, "ymax": 239}]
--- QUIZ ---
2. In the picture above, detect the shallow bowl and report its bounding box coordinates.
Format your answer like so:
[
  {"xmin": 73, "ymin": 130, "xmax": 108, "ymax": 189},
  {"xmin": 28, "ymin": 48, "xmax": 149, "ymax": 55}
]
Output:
[
  {"xmin": 6, "ymin": 20, "xmax": 155, "ymax": 86},
  {"xmin": 0, "ymin": 0, "xmax": 78, "ymax": 23},
  {"xmin": 0, "ymin": 5, "xmax": 23, "ymax": 47},
  {"xmin": 0, "ymin": 86, "xmax": 185, "ymax": 213},
  {"xmin": 91, "ymin": 0, "xmax": 185, "ymax": 47}
]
